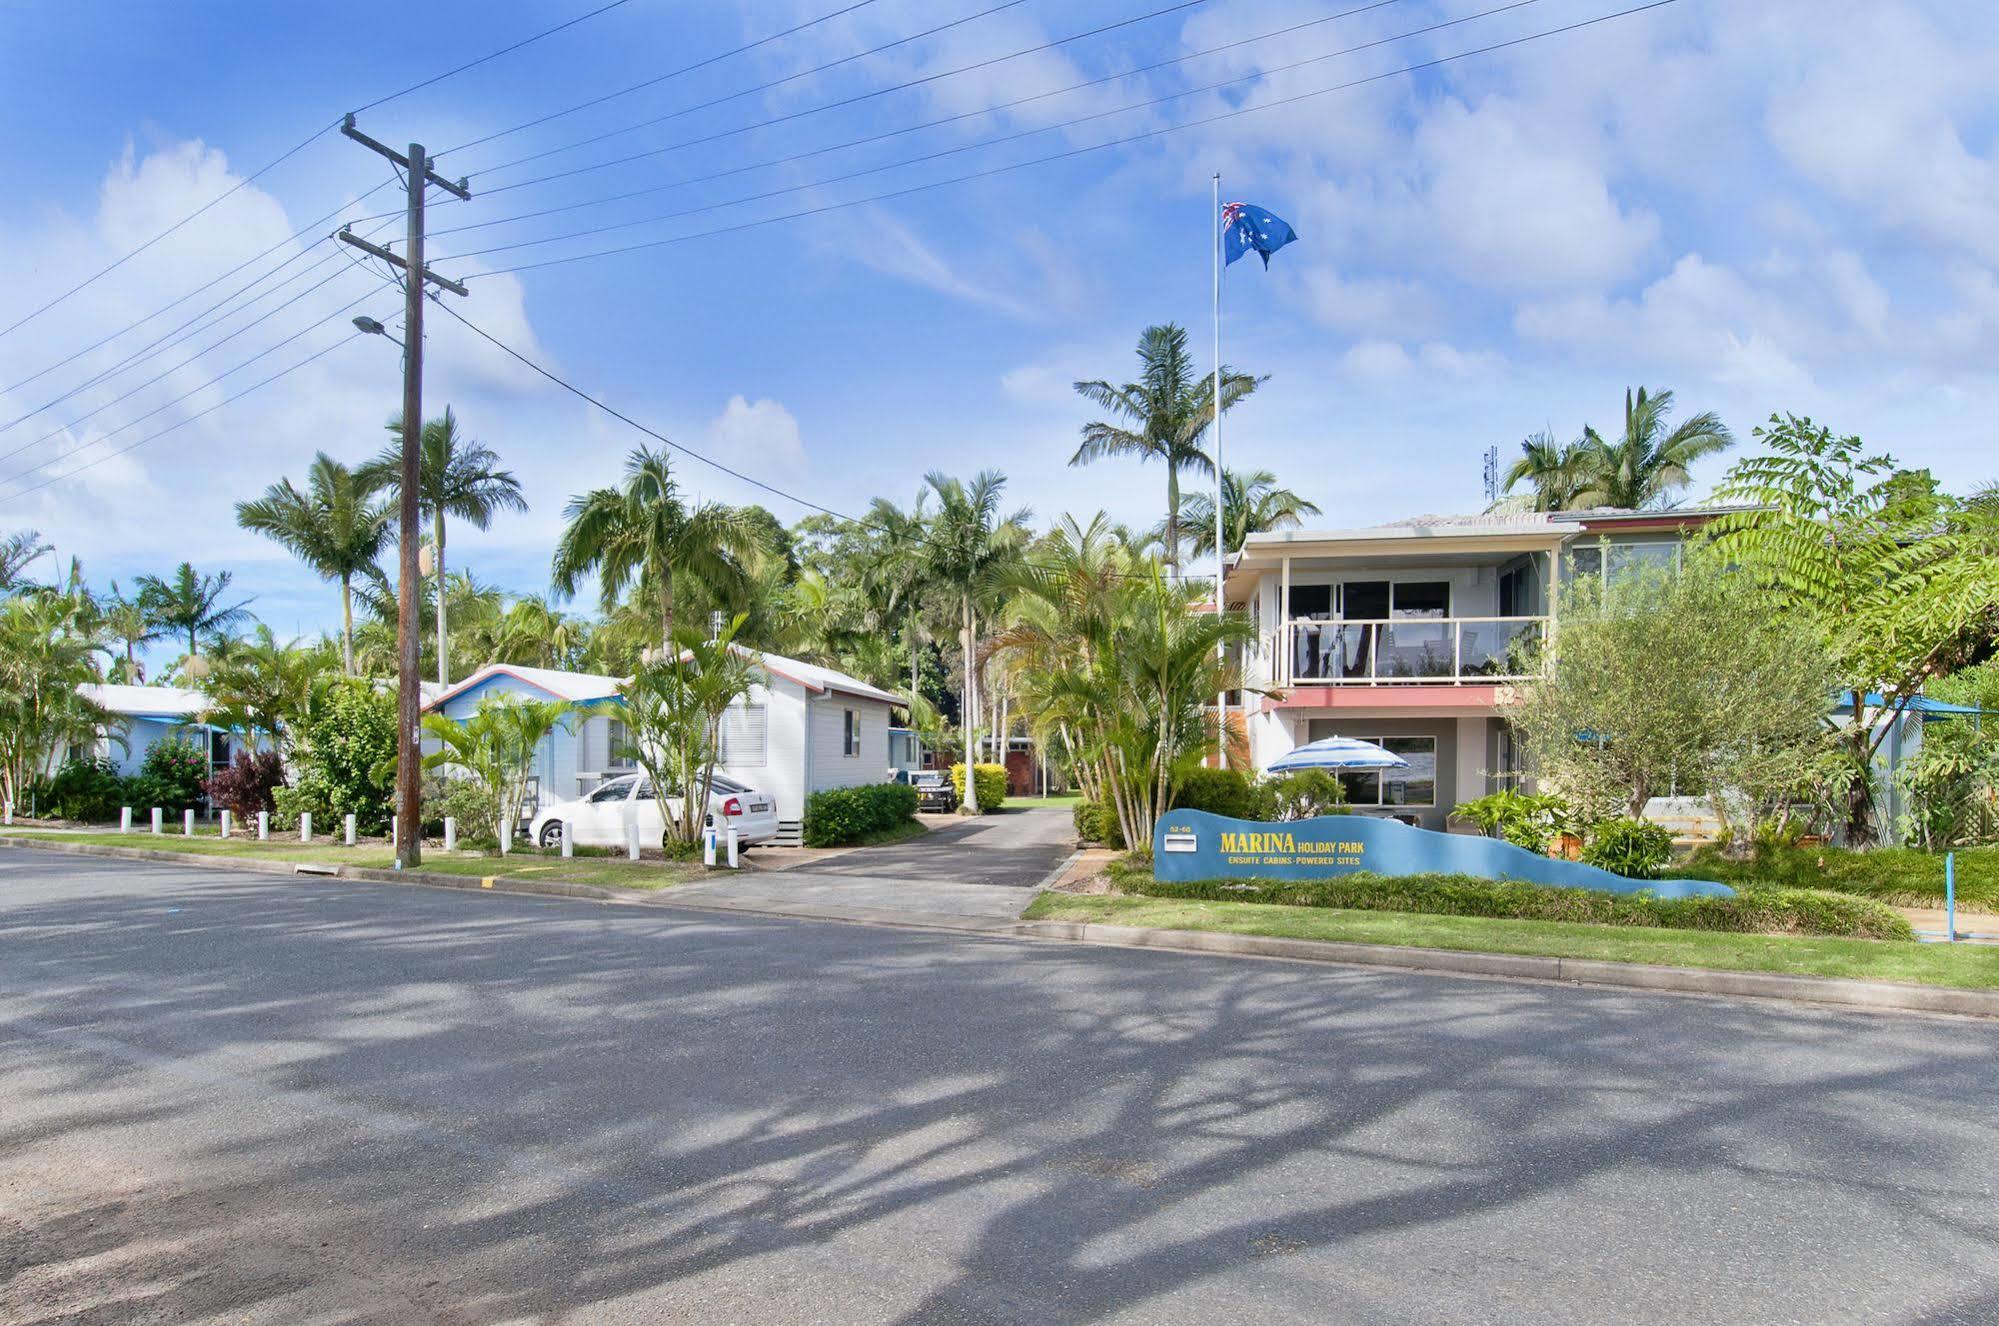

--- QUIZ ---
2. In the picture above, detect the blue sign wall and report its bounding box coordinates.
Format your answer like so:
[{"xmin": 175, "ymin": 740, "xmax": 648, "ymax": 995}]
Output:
[{"xmin": 1153, "ymin": 810, "xmax": 1734, "ymax": 899}]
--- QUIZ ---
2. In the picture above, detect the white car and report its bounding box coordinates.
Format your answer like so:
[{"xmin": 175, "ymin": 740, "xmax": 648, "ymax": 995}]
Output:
[{"xmin": 529, "ymin": 772, "xmax": 780, "ymax": 850}]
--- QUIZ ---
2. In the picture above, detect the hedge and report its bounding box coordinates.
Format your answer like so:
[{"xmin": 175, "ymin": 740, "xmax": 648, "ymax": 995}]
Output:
[
  {"xmin": 1663, "ymin": 842, "xmax": 1999, "ymax": 910},
  {"xmin": 1105, "ymin": 860, "xmax": 1914, "ymax": 940},
  {"xmin": 948, "ymin": 763, "xmax": 1008, "ymax": 812},
  {"xmin": 804, "ymin": 782, "xmax": 920, "ymax": 846}
]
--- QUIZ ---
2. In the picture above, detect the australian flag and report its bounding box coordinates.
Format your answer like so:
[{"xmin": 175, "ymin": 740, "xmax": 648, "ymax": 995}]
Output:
[{"xmin": 1222, "ymin": 201, "xmax": 1298, "ymax": 269}]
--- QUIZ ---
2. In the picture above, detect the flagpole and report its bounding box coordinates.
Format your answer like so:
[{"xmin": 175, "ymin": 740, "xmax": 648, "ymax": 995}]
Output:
[{"xmin": 1212, "ymin": 171, "xmax": 1228, "ymax": 770}]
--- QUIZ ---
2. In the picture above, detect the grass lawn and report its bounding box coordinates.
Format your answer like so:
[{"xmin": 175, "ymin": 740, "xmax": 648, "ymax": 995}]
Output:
[
  {"xmin": 1023, "ymin": 893, "xmax": 1999, "ymax": 991},
  {"xmin": 1002, "ymin": 795, "xmax": 1083, "ymax": 809},
  {"xmin": 0, "ymin": 829, "xmax": 704, "ymax": 892}
]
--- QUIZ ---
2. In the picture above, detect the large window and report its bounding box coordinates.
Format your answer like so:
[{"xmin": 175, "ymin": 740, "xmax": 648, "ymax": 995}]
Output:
[
  {"xmin": 1567, "ymin": 540, "xmax": 1681, "ymax": 582},
  {"xmin": 719, "ymin": 704, "xmax": 767, "ymax": 767},
  {"xmin": 605, "ymin": 718, "xmax": 635, "ymax": 770},
  {"xmin": 1390, "ymin": 582, "xmax": 1450, "ymax": 618},
  {"xmin": 1334, "ymin": 736, "xmax": 1437, "ymax": 807}
]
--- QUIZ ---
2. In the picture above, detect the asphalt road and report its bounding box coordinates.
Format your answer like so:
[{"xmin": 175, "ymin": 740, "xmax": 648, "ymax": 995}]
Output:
[
  {"xmin": 4, "ymin": 850, "xmax": 1998, "ymax": 1325},
  {"xmin": 794, "ymin": 806, "xmax": 1076, "ymax": 886}
]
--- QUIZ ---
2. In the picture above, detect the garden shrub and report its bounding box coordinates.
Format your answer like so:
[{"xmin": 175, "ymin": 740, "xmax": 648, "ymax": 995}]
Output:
[
  {"xmin": 203, "ymin": 750, "xmax": 286, "ymax": 818},
  {"xmin": 1106, "ymin": 860, "xmax": 1913, "ymax": 940},
  {"xmin": 948, "ymin": 763, "xmax": 1008, "ymax": 812},
  {"xmin": 128, "ymin": 737, "xmax": 210, "ymax": 815},
  {"xmin": 25, "ymin": 756, "xmax": 127, "ymax": 822},
  {"xmin": 804, "ymin": 782, "xmax": 920, "ymax": 846},
  {"xmin": 1450, "ymin": 790, "xmax": 1577, "ymax": 855},
  {"xmin": 1170, "ymin": 767, "xmax": 1262, "ymax": 820},
  {"xmin": 1262, "ymin": 769, "xmax": 1348, "ymax": 821},
  {"xmin": 421, "ymin": 773, "xmax": 500, "ymax": 848},
  {"xmin": 1581, "ymin": 818, "xmax": 1675, "ymax": 879},
  {"xmin": 284, "ymin": 679, "xmax": 398, "ymax": 834},
  {"xmin": 1074, "ymin": 797, "xmax": 1126, "ymax": 848}
]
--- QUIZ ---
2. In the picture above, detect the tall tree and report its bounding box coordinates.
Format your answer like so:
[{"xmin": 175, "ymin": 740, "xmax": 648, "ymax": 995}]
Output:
[
  {"xmin": 1071, "ymin": 323, "xmax": 1263, "ymax": 578},
  {"xmin": 236, "ymin": 453, "xmax": 392, "ymax": 675},
  {"xmin": 857, "ymin": 492, "xmax": 935, "ymax": 703},
  {"xmin": 551, "ymin": 445, "xmax": 764, "ymax": 643},
  {"xmin": 1173, "ymin": 468, "xmax": 1322, "ymax": 560},
  {"xmin": 1504, "ymin": 387, "xmax": 1734, "ymax": 511},
  {"xmin": 0, "ymin": 589, "xmax": 112, "ymax": 807},
  {"xmin": 133, "ymin": 563, "xmax": 253, "ymax": 663},
  {"xmin": 920, "ymin": 470, "xmax": 1031, "ymax": 812},
  {"xmin": 1709, "ymin": 414, "xmax": 1999, "ymax": 841},
  {"xmin": 360, "ymin": 406, "xmax": 527, "ymax": 686}
]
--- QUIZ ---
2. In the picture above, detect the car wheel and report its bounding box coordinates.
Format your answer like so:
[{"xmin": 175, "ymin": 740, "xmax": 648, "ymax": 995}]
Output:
[{"xmin": 539, "ymin": 821, "xmax": 564, "ymax": 849}]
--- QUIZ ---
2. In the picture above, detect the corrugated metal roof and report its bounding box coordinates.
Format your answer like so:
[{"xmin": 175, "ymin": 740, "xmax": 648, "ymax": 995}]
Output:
[{"xmin": 79, "ymin": 683, "xmax": 208, "ymax": 718}]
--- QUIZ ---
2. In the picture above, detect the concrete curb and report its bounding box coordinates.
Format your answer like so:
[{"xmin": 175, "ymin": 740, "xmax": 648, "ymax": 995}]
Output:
[
  {"xmin": 9, "ymin": 837, "xmax": 1996, "ymax": 1019},
  {"xmin": 1010, "ymin": 920, "xmax": 1999, "ymax": 1018},
  {"xmin": 0, "ymin": 837, "xmax": 632, "ymax": 905}
]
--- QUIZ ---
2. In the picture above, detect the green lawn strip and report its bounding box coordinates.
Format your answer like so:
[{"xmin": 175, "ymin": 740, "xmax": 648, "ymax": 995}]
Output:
[
  {"xmin": 1022, "ymin": 894, "xmax": 1999, "ymax": 990},
  {"xmin": 0, "ymin": 830, "xmax": 700, "ymax": 891},
  {"xmin": 1003, "ymin": 795, "xmax": 1084, "ymax": 809}
]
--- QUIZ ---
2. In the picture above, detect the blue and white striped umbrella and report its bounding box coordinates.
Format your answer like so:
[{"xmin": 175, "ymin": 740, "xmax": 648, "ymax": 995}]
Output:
[{"xmin": 1267, "ymin": 736, "xmax": 1408, "ymax": 773}]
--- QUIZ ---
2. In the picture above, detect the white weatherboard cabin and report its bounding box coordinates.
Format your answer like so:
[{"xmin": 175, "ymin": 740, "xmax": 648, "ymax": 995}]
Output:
[
  {"xmin": 424, "ymin": 651, "xmax": 900, "ymax": 845},
  {"xmin": 1223, "ymin": 508, "xmax": 1736, "ymax": 833},
  {"xmin": 72, "ymin": 683, "xmax": 249, "ymax": 781}
]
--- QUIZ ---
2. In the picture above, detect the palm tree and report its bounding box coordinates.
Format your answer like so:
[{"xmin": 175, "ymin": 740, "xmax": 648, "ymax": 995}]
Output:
[
  {"xmin": 99, "ymin": 583, "xmax": 158, "ymax": 683},
  {"xmin": 360, "ymin": 406, "xmax": 527, "ymax": 686},
  {"xmin": 857, "ymin": 492, "xmax": 935, "ymax": 703},
  {"xmin": 133, "ymin": 563, "xmax": 253, "ymax": 663},
  {"xmin": 236, "ymin": 454, "xmax": 392, "ymax": 675},
  {"xmin": 1503, "ymin": 388, "xmax": 1734, "ymax": 511},
  {"xmin": 0, "ymin": 531, "xmax": 51, "ymax": 593},
  {"xmin": 920, "ymin": 470, "xmax": 1031, "ymax": 812},
  {"xmin": 0, "ymin": 590, "xmax": 113, "ymax": 807},
  {"xmin": 1173, "ymin": 469, "xmax": 1322, "ymax": 559},
  {"xmin": 1071, "ymin": 323, "xmax": 1264, "ymax": 579},
  {"xmin": 1501, "ymin": 430, "xmax": 1601, "ymax": 512},
  {"xmin": 200, "ymin": 626, "xmax": 326, "ymax": 753},
  {"xmin": 551, "ymin": 444, "xmax": 765, "ymax": 643}
]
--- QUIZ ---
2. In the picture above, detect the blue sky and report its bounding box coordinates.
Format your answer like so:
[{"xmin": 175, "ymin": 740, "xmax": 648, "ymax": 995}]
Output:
[{"xmin": 3, "ymin": 0, "xmax": 1997, "ymax": 660}]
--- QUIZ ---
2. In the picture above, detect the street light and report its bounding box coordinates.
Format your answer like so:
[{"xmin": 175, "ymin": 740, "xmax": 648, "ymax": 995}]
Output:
[{"xmin": 353, "ymin": 315, "xmax": 404, "ymax": 348}]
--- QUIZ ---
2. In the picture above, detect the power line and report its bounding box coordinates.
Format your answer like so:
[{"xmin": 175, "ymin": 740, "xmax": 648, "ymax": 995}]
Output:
[
  {"xmin": 0, "ymin": 280, "xmax": 389, "ymax": 491},
  {"xmin": 425, "ymin": 0, "xmax": 1417, "ymax": 243},
  {"xmin": 442, "ymin": 0, "xmax": 1538, "ymax": 263},
  {"xmin": 350, "ymin": 0, "xmax": 640, "ymax": 116},
  {"xmin": 470, "ymin": 0, "xmax": 1682, "ymax": 279},
  {"xmin": 0, "ymin": 257, "xmax": 375, "ymax": 469},
  {"xmin": 441, "ymin": 0, "xmax": 887, "ymax": 156},
  {"xmin": 458, "ymin": 0, "xmax": 1036, "ymax": 181},
  {"xmin": 0, "ymin": 0, "xmax": 632, "ymax": 347},
  {"xmin": 0, "ymin": 328, "xmax": 372, "ymax": 505}
]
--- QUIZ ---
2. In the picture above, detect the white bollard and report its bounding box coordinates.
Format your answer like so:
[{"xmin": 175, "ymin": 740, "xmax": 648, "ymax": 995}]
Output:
[
  {"xmin": 257, "ymin": 810, "xmax": 269, "ymax": 841},
  {"xmin": 151, "ymin": 807, "xmax": 163, "ymax": 834},
  {"xmin": 726, "ymin": 824, "xmax": 739, "ymax": 869},
  {"xmin": 626, "ymin": 823, "xmax": 641, "ymax": 861},
  {"xmin": 500, "ymin": 821, "xmax": 513, "ymax": 856},
  {"xmin": 391, "ymin": 815, "xmax": 398, "ymax": 848},
  {"xmin": 703, "ymin": 825, "xmax": 716, "ymax": 868},
  {"xmin": 3, "ymin": 801, "xmax": 10, "ymax": 825},
  {"xmin": 300, "ymin": 812, "xmax": 312, "ymax": 843},
  {"xmin": 120, "ymin": 807, "xmax": 132, "ymax": 833},
  {"xmin": 220, "ymin": 810, "xmax": 232, "ymax": 839},
  {"xmin": 344, "ymin": 813, "xmax": 356, "ymax": 847},
  {"xmin": 183, "ymin": 808, "xmax": 195, "ymax": 836},
  {"xmin": 561, "ymin": 820, "xmax": 573, "ymax": 858},
  {"xmin": 442, "ymin": 817, "xmax": 457, "ymax": 852}
]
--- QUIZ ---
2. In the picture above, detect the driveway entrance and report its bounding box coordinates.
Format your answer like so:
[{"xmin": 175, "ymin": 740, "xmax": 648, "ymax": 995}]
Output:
[{"xmin": 666, "ymin": 807, "xmax": 1074, "ymax": 924}]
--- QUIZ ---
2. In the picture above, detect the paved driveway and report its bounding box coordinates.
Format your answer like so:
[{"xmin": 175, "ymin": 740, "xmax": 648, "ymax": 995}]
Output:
[
  {"xmin": 5, "ymin": 851, "xmax": 1999, "ymax": 1325},
  {"xmin": 673, "ymin": 808, "xmax": 1075, "ymax": 923}
]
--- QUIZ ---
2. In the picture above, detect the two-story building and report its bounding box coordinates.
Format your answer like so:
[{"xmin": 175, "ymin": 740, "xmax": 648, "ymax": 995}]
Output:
[{"xmin": 1225, "ymin": 508, "xmax": 1727, "ymax": 832}]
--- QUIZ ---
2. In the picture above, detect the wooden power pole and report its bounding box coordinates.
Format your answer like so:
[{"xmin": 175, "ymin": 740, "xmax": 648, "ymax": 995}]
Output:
[{"xmin": 338, "ymin": 114, "xmax": 469, "ymax": 868}]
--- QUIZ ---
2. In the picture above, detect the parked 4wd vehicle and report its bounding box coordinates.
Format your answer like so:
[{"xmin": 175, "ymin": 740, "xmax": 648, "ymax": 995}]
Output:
[{"xmin": 901, "ymin": 768, "xmax": 958, "ymax": 813}]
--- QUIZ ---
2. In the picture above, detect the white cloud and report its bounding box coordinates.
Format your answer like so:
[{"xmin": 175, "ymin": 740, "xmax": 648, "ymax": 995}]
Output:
[{"xmin": 702, "ymin": 394, "xmax": 806, "ymax": 474}]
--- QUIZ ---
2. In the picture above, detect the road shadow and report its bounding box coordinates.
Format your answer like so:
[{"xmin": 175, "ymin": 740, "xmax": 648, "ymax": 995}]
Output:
[{"xmin": 3, "ymin": 853, "xmax": 1997, "ymax": 1323}]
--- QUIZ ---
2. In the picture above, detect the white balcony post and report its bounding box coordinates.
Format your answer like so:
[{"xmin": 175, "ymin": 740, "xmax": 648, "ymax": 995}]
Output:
[
  {"xmin": 1279, "ymin": 556, "xmax": 1292, "ymax": 685},
  {"xmin": 1453, "ymin": 621, "xmax": 1463, "ymax": 684}
]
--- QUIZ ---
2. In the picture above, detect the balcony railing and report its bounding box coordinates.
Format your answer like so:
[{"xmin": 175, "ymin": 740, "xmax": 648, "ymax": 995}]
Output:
[{"xmin": 1268, "ymin": 616, "xmax": 1547, "ymax": 685}]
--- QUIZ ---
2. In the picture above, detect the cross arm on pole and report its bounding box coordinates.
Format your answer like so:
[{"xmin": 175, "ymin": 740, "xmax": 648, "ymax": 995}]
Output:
[
  {"xmin": 336, "ymin": 227, "xmax": 470, "ymax": 297},
  {"xmin": 340, "ymin": 114, "xmax": 472, "ymax": 200}
]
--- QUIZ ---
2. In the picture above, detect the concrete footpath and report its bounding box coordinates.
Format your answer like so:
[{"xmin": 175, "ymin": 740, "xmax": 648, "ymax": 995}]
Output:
[{"xmin": 3, "ymin": 836, "xmax": 1994, "ymax": 1020}]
